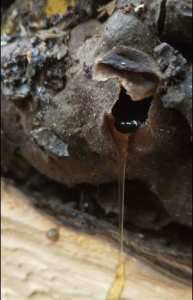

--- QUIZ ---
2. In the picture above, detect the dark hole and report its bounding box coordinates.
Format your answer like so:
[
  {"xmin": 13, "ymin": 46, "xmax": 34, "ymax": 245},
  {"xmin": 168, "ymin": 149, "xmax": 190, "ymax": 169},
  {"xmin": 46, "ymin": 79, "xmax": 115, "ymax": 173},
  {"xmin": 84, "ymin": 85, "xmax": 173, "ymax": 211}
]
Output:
[
  {"xmin": 13, "ymin": 96, "xmax": 32, "ymax": 109},
  {"xmin": 15, "ymin": 111, "xmax": 21, "ymax": 123},
  {"xmin": 157, "ymin": 0, "xmax": 167, "ymax": 36},
  {"xmin": 1, "ymin": 0, "xmax": 15, "ymax": 8},
  {"xmin": 75, "ymin": 183, "xmax": 106, "ymax": 218},
  {"xmin": 111, "ymin": 87, "xmax": 152, "ymax": 134},
  {"xmin": 166, "ymin": 41, "xmax": 192, "ymax": 62}
]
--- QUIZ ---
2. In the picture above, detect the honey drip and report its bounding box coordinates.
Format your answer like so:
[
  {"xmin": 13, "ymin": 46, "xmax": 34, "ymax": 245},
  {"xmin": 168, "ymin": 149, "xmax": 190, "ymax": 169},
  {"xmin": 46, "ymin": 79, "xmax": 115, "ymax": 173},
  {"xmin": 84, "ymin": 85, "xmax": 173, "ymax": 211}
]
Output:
[
  {"xmin": 104, "ymin": 112, "xmax": 129, "ymax": 300},
  {"xmin": 106, "ymin": 260, "xmax": 126, "ymax": 300},
  {"xmin": 118, "ymin": 151, "xmax": 127, "ymax": 260},
  {"xmin": 106, "ymin": 151, "xmax": 127, "ymax": 300}
]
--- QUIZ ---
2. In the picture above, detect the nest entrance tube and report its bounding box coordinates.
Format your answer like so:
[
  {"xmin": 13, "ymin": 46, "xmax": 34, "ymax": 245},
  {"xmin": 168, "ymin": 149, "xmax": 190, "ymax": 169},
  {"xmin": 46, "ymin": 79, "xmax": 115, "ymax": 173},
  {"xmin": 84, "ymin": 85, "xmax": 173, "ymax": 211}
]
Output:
[
  {"xmin": 93, "ymin": 46, "xmax": 160, "ymax": 134},
  {"xmin": 111, "ymin": 87, "xmax": 152, "ymax": 134}
]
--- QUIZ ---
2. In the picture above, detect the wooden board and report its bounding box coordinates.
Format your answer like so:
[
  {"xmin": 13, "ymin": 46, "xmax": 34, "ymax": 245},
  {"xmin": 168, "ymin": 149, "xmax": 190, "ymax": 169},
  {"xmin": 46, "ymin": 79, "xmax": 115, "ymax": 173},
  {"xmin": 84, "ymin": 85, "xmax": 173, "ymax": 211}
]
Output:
[{"xmin": 1, "ymin": 178, "xmax": 192, "ymax": 300}]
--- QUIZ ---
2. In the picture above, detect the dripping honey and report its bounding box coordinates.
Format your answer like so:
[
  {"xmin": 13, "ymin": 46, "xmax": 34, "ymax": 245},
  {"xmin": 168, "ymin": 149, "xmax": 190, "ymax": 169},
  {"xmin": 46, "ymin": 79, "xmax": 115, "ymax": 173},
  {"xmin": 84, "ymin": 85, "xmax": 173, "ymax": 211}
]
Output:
[
  {"xmin": 104, "ymin": 112, "xmax": 129, "ymax": 300},
  {"xmin": 107, "ymin": 260, "xmax": 126, "ymax": 300}
]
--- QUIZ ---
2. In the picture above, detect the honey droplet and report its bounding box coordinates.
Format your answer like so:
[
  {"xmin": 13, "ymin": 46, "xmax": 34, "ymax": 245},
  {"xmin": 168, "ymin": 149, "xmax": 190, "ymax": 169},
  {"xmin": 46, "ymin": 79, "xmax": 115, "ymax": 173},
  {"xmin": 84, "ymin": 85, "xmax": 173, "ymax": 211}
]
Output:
[
  {"xmin": 46, "ymin": 228, "xmax": 59, "ymax": 242},
  {"xmin": 106, "ymin": 261, "xmax": 126, "ymax": 300}
]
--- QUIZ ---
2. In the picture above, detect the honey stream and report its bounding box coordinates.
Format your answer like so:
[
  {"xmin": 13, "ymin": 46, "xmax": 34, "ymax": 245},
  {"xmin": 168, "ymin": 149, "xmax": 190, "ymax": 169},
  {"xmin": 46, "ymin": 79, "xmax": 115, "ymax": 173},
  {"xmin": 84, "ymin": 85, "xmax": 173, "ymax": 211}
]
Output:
[
  {"xmin": 118, "ymin": 151, "xmax": 127, "ymax": 260},
  {"xmin": 104, "ymin": 112, "xmax": 129, "ymax": 300},
  {"xmin": 106, "ymin": 150, "xmax": 127, "ymax": 300}
]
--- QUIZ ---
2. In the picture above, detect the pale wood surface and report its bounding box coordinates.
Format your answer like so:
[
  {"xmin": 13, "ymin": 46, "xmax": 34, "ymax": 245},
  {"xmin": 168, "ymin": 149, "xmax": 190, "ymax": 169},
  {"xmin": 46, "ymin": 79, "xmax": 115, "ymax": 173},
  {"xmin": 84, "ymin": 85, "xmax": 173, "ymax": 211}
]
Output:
[{"xmin": 1, "ymin": 178, "xmax": 192, "ymax": 300}]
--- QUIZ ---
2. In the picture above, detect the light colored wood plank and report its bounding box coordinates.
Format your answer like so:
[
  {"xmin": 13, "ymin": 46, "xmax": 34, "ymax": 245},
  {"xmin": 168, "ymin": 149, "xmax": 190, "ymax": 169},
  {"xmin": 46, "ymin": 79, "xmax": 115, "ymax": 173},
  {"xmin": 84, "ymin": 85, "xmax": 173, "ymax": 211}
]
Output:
[{"xmin": 1, "ymin": 179, "xmax": 192, "ymax": 300}]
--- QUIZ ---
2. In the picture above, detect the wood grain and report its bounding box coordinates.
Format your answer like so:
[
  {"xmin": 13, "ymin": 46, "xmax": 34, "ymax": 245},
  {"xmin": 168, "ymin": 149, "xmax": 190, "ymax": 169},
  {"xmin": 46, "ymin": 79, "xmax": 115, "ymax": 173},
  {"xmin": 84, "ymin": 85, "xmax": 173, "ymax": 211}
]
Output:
[{"xmin": 1, "ymin": 178, "xmax": 192, "ymax": 300}]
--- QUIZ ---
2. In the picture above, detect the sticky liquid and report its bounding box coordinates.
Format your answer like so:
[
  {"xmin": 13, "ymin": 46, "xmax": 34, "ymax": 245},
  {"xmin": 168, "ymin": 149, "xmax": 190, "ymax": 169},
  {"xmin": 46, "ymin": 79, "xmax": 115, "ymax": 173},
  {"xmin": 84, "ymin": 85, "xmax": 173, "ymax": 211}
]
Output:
[
  {"xmin": 117, "ymin": 151, "xmax": 127, "ymax": 260},
  {"xmin": 106, "ymin": 260, "xmax": 126, "ymax": 300},
  {"xmin": 103, "ymin": 112, "xmax": 128, "ymax": 300},
  {"xmin": 106, "ymin": 151, "xmax": 127, "ymax": 300}
]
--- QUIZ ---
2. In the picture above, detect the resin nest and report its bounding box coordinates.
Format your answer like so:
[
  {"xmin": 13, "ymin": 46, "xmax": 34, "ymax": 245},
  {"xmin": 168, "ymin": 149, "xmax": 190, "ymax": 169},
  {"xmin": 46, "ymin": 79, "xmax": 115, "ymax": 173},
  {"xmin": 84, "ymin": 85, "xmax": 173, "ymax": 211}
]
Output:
[{"xmin": 1, "ymin": 0, "xmax": 192, "ymax": 229}]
